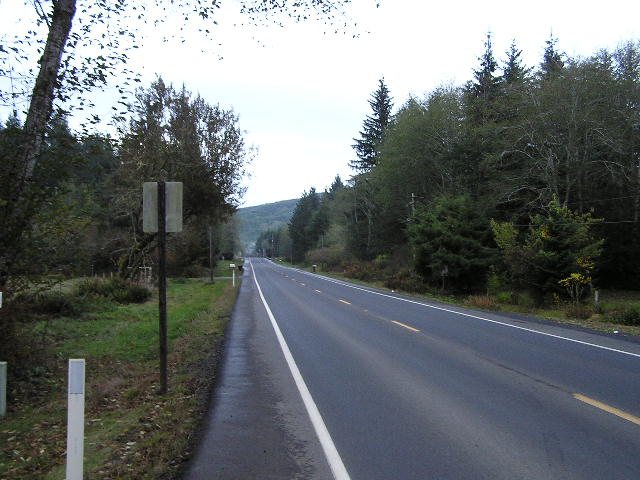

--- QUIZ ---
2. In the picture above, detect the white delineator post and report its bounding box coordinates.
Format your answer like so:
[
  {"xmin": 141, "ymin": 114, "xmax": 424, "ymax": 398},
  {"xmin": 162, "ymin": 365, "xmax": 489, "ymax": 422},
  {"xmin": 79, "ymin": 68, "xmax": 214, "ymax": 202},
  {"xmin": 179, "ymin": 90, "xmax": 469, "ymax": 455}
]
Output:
[
  {"xmin": 230, "ymin": 264, "xmax": 236, "ymax": 287},
  {"xmin": 66, "ymin": 359, "xmax": 85, "ymax": 480}
]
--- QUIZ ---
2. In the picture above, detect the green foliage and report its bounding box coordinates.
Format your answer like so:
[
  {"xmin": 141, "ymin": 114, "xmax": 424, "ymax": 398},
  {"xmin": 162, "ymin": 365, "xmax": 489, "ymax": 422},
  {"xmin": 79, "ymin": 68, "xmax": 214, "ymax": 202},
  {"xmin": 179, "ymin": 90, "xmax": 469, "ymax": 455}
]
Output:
[
  {"xmin": 409, "ymin": 195, "xmax": 496, "ymax": 292},
  {"xmin": 288, "ymin": 188, "xmax": 323, "ymax": 262},
  {"xmin": 351, "ymin": 78, "xmax": 393, "ymax": 172},
  {"xmin": 564, "ymin": 304, "xmax": 593, "ymax": 320},
  {"xmin": 235, "ymin": 198, "xmax": 298, "ymax": 250},
  {"xmin": 306, "ymin": 247, "xmax": 343, "ymax": 270},
  {"xmin": 495, "ymin": 291, "xmax": 514, "ymax": 304},
  {"xmin": 604, "ymin": 307, "xmax": 640, "ymax": 326},
  {"xmin": 491, "ymin": 198, "xmax": 603, "ymax": 301},
  {"xmin": 75, "ymin": 278, "xmax": 152, "ymax": 304},
  {"xmin": 16, "ymin": 290, "xmax": 86, "ymax": 318}
]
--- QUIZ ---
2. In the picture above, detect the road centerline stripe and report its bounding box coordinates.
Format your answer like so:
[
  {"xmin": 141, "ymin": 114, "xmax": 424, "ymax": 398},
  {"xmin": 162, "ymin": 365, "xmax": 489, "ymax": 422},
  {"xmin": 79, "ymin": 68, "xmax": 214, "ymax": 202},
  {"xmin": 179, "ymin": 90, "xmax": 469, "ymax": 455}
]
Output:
[
  {"xmin": 392, "ymin": 321, "xmax": 420, "ymax": 332},
  {"xmin": 280, "ymin": 263, "xmax": 640, "ymax": 359},
  {"xmin": 251, "ymin": 262, "xmax": 351, "ymax": 480},
  {"xmin": 315, "ymin": 289, "xmax": 322, "ymax": 294},
  {"xmin": 573, "ymin": 393, "xmax": 640, "ymax": 426},
  {"xmin": 339, "ymin": 299, "xmax": 351, "ymax": 305}
]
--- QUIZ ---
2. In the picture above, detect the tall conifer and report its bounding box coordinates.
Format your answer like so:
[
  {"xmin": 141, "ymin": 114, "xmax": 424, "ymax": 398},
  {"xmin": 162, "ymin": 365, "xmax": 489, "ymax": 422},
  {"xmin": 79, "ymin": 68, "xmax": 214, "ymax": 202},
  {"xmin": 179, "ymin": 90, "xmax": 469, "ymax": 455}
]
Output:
[{"xmin": 351, "ymin": 78, "xmax": 393, "ymax": 172}]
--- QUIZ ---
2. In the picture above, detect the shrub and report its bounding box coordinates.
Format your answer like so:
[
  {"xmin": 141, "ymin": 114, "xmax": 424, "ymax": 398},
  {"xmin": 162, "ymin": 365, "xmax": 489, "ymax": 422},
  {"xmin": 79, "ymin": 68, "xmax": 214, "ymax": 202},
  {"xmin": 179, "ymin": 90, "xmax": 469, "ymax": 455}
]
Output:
[
  {"xmin": 383, "ymin": 269, "xmax": 427, "ymax": 293},
  {"xmin": 515, "ymin": 292, "xmax": 536, "ymax": 309},
  {"xmin": 495, "ymin": 291, "xmax": 514, "ymax": 304},
  {"xmin": 604, "ymin": 307, "xmax": 640, "ymax": 326},
  {"xmin": 75, "ymin": 278, "xmax": 152, "ymax": 304},
  {"xmin": 486, "ymin": 269, "xmax": 505, "ymax": 295},
  {"xmin": 111, "ymin": 283, "xmax": 152, "ymax": 303},
  {"xmin": 564, "ymin": 304, "xmax": 593, "ymax": 319},
  {"xmin": 17, "ymin": 291, "xmax": 85, "ymax": 317},
  {"xmin": 466, "ymin": 295, "xmax": 497, "ymax": 309},
  {"xmin": 306, "ymin": 247, "xmax": 344, "ymax": 270},
  {"xmin": 342, "ymin": 261, "xmax": 377, "ymax": 282}
]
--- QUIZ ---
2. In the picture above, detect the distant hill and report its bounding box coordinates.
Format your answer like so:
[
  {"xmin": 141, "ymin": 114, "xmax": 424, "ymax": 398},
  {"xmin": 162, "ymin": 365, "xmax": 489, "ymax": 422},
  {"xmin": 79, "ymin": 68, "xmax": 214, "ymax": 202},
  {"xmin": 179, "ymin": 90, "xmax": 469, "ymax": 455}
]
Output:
[{"xmin": 235, "ymin": 198, "xmax": 298, "ymax": 251}]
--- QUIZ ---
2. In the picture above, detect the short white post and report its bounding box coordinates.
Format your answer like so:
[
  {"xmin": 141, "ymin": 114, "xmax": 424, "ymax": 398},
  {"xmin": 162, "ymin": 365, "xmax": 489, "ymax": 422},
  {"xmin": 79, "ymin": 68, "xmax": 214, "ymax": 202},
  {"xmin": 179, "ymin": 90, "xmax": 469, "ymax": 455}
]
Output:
[
  {"xmin": 0, "ymin": 361, "xmax": 7, "ymax": 418},
  {"xmin": 66, "ymin": 359, "xmax": 85, "ymax": 480},
  {"xmin": 232, "ymin": 268, "xmax": 236, "ymax": 287}
]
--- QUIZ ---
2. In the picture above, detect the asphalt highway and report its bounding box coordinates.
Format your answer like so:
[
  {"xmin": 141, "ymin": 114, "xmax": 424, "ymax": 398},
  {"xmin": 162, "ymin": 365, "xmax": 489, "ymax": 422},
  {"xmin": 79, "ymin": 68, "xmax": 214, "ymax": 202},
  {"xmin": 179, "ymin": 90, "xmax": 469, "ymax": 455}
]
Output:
[{"xmin": 187, "ymin": 258, "xmax": 640, "ymax": 479}]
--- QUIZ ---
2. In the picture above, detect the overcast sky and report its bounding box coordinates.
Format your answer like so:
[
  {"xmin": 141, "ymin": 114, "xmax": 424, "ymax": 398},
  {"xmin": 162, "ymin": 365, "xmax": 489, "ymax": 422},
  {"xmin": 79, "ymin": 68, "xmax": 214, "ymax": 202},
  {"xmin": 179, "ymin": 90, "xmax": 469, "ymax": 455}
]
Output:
[{"xmin": 3, "ymin": 0, "xmax": 640, "ymax": 207}]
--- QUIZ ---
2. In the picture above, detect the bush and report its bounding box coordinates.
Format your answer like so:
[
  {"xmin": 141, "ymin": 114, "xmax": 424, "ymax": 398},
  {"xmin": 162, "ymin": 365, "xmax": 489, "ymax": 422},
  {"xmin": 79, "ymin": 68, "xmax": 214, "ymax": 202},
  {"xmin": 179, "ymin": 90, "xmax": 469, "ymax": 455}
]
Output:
[
  {"xmin": 111, "ymin": 283, "xmax": 152, "ymax": 303},
  {"xmin": 342, "ymin": 261, "xmax": 377, "ymax": 282},
  {"xmin": 466, "ymin": 295, "xmax": 497, "ymax": 309},
  {"xmin": 383, "ymin": 269, "xmax": 427, "ymax": 293},
  {"xmin": 75, "ymin": 278, "xmax": 152, "ymax": 304},
  {"xmin": 564, "ymin": 304, "xmax": 593, "ymax": 319},
  {"xmin": 604, "ymin": 306, "xmax": 640, "ymax": 326},
  {"xmin": 16, "ymin": 290, "xmax": 85, "ymax": 317},
  {"xmin": 495, "ymin": 291, "xmax": 514, "ymax": 304},
  {"xmin": 515, "ymin": 292, "xmax": 536, "ymax": 309},
  {"xmin": 306, "ymin": 247, "xmax": 344, "ymax": 270}
]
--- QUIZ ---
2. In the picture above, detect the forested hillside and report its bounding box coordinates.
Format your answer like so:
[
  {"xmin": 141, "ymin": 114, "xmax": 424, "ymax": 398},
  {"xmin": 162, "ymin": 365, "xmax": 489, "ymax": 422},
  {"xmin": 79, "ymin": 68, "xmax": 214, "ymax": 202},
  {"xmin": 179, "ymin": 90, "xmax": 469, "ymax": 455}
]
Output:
[
  {"xmin": 236, "ymin": 198, "xmax": 298, "ymax": 251},
  {"xmin": 255, "ymin": 35, "xmax": 640, "ymax": 315}
]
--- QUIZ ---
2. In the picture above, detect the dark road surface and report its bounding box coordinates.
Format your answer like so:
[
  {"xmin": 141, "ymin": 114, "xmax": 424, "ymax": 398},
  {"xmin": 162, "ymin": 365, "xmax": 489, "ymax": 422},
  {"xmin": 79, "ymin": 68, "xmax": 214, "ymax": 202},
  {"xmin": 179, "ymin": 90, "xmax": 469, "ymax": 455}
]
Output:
[{"xmin": 185, "ymin": 258, "xmax": 640, "ymax": 479}]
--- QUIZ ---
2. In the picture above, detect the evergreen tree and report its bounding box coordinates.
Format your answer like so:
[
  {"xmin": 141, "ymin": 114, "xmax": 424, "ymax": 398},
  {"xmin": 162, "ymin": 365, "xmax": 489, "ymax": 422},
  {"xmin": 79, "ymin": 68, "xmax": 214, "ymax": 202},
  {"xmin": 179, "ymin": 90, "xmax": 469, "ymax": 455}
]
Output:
[
  {"xmin": 288, "ymin": 188, "xmax": 320, "ymax": 262},
  {"xmin": 409, "ymin": 195, "xmax": 496, "ymax": 292},
  {"xmin": 466, "ymin": 32, "xmax": 502, "ymax": 124},
  {"xmin": 326, "ymin": 174, "xmax": 345, "ymax": 200},
  {"xmin": 351, "ymin": 78, "xmax": 393, "ymax": 172},
  {"xmin": 540, "ymin": 34, "xmax": 565, "ymax": 79},
  {"xmin": 502, "ymin": 40, "xmax": 529, "ymax": 85}
]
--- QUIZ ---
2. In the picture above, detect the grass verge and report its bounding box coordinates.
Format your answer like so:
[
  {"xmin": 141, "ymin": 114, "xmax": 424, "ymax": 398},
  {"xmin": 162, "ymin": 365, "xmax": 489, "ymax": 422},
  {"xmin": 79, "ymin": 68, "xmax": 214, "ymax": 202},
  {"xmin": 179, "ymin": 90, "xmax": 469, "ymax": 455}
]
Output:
[
  {"xmin": 1, "ymin": 278, "xmax": 239, "ymax": 479},
  {"xmin": 281, "ymin": 260, "xmax": 640, "ymax": 337}
]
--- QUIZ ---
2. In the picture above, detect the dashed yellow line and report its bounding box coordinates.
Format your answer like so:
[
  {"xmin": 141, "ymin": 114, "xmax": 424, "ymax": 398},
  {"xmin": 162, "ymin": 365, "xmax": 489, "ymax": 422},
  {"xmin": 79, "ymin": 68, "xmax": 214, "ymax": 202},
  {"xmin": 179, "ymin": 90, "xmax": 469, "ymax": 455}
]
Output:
[
  {"xmin": 573, "ymin": 394, "xmax": 640, "ymax": 426},
  {"xmin": 392, "ymin": 321, "xmax": 420, "ymax": 332},
  {"xmin": 339, "ymin": 299, "xmax": 351, "ymax": 305}
]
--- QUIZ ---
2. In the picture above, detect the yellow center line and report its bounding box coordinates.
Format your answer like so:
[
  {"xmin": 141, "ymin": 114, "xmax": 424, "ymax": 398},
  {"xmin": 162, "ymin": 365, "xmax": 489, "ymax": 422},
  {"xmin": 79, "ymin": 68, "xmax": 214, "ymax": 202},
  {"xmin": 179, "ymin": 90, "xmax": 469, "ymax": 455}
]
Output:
[
  {"xmin": 339, "ymin": 299, "xmax": 351, "ymax": 305},
  {"xmin": 315, "ymin": 289, "xmax": 322, "ymax": 294},
  {"xmin": 573, "ymin": 393, "xmax": 640, "ymax": 426},
  {"xmin": 392, "ymin": 321, "xmax": 420, "ymax": 332}
]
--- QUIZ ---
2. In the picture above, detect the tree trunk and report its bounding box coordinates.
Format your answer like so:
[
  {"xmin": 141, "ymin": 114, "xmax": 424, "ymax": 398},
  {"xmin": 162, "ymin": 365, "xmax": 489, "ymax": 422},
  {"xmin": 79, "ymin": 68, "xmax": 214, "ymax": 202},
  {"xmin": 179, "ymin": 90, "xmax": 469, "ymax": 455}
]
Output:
[
  {"xmin": 21, "ymin": 0, "xmax": 76, "ymax": 182},
  {"xmin": 0, "ymin": 1, "xmax": 76, "ymax": 291}
]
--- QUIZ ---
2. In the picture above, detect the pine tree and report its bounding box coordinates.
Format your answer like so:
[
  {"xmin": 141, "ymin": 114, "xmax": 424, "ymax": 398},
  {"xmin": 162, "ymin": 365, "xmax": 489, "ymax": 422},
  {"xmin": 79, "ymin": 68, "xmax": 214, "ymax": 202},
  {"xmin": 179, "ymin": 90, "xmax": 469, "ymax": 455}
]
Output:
[
  {"xmin": 351, "ymin": 78, "xmax": 393, "ymax": 172},
  {"xmin": 466, "ymin": 32, "xmax": 502, "ymax": 123},
  {"xmin": 502, "ymin": 40, "xmax": 529, "ymax": 85},
  {"xmin": 540, "ymin": 34, "xmax": 565, "ymax": 79}
]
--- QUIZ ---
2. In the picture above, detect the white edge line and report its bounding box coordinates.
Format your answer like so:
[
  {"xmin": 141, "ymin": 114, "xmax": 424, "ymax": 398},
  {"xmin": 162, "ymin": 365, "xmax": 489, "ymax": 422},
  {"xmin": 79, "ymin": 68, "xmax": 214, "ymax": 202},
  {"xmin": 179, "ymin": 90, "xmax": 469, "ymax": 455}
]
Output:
[
  {"xmin": 266, "ymin": 260, "xmax": 640, "ymax": 360},
  {"xmin": 251, "ymin": 262, "xmax": 351, "ymax": 480}
]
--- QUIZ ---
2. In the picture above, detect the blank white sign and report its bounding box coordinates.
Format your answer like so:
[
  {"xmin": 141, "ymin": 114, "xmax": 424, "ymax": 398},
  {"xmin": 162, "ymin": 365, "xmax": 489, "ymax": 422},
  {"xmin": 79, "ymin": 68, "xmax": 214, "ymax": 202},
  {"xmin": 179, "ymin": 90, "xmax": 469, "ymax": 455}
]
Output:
[{"xmin": 143, "ymin": 182, "xmax": 183, "ymax": 233}]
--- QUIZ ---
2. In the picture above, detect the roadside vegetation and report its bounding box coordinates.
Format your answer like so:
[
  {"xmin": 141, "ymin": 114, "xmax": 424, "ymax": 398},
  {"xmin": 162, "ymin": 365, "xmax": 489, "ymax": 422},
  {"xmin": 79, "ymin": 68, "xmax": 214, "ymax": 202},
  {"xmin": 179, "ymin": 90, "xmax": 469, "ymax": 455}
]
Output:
[
  {"xmin": 0, "ymin": 277, "xmax": 238, "ymax": 479},
  {"xmin": 255, "ymin": 37, "xmax": 640, "ymax": 335},
  {"xmin": 277, "ymin": 259, "xmax": 640, "ymax": 337}
]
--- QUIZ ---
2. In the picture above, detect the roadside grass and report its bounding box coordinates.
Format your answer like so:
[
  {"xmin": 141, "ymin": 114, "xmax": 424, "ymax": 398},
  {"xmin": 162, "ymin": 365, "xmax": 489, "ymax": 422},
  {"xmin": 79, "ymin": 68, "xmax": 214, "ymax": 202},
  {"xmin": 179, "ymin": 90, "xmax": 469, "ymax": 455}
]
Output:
[
  {"xmin": 282, "ymin": 260, "xmax": 640, "ymax": 337},
  {"xmin": 0, "ymin": 278, "xmax": 239, "ymax": 479}
]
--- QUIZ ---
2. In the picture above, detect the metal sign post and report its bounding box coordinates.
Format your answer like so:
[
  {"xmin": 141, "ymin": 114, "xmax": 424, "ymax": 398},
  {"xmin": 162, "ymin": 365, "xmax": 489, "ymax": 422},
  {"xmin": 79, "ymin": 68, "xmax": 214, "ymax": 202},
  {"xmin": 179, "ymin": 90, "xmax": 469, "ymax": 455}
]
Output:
[{"xmin": 143, "ymin": 182, "xmax": 183, "ymax": 395}]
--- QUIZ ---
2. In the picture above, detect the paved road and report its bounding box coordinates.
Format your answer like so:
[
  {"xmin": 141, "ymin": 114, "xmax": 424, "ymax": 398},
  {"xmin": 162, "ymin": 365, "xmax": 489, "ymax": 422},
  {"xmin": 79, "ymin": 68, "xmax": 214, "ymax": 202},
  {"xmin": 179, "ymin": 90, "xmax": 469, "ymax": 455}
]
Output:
[{"xmin": 187, "ymin": 258, "xmax": 640, "ymax": 479}]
